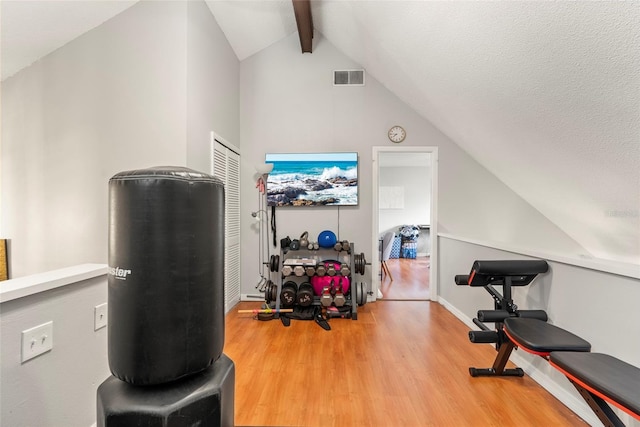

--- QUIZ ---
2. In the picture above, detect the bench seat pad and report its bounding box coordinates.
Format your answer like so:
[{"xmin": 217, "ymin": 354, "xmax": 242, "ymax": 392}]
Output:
[
  {"xmin": 550, "ymin": 352, "xmax": 640, "ymax": 419},
  {"xmin": 503, "ymin": 318, "xmax": 591, "ymax": 354}
]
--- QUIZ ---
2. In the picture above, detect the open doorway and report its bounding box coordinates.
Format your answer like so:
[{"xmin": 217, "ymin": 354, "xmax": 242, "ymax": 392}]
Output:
[{"xmin": 371, "ymin": 146, "xmax": 438, "ymax": 301}]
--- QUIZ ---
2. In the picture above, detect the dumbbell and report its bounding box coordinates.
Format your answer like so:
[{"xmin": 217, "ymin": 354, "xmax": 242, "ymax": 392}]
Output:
[
  {"xmin": 305, "ymin": 266, "xmax": 316, "ymax": 277},
  {"xmin": 333, "ymin": 290, "xmax": 346, "ymax": 307},
  {"xmin": 333, "ymin": 240, "xmax": 351, "ymax": 252},
  {"xmin": 320, "ymin": 286, "xmax": 333, "ymax": 307},
  {"xmin": 327, "ymin": 263, "xmax": 337, "ymax": 276},
  {"xmin": 282, "ymin": 265, "xmax": 293, "ymax": 277},
  {"xmin": 296, "ymin": 282, "xmax": 314, "ymax": 307},
  {"xmin": 340, "ymin": 263, "xmax": 350, "ymax": 277},
  {"xmin": 293, "ymin": 265, "xmax": 305, "ymax": 277},
  {"xmin": 316, "ymin": 264, "xmax": 327, "ymax": 276},
  {"xmin": 334, "ymin": 277, "xmax": 346, "ymax": 307},
  {"xmin": 280, "ymin": 281, "xmax": 298, "ymax": 307}
]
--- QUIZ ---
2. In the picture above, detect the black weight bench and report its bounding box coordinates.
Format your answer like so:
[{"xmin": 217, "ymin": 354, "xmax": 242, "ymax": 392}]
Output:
[
  {"xmin": 550, "ymin": 352, "xmax": 640, "ymax": 427},
  {"xmin": 503, "ymin": 318, "xmax": 639, "ymax": 426},
  {"xmin": 458, "ymin": 259, "xmax": 640, "ymax": 426},
  {"xmin": 456, "ymin": 259, "xmax": 561, "ymax": 376}
]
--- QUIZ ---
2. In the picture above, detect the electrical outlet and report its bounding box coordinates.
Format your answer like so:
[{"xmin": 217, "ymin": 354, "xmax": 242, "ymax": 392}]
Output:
[
  {"xmin": 21, "ymin": 321, "xmax": 53, "ymax": 363},
  {"xmin": 94, "ymin": 303, "xmax": 107, "ymax": 331}
]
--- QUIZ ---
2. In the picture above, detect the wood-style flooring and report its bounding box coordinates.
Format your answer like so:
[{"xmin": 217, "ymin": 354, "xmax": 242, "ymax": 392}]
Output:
[
  {"xmin": 225, "ymin": 300, "xmax": 587, "ymax": 427},
  {"xmin": 380, "ymin": 257, "xmax": 430, "ymax": 300}
]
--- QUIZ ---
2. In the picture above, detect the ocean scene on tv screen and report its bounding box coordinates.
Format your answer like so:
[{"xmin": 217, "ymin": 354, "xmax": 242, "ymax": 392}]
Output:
[{"xmin": 266, "ymin": 152, "xmax": 358, "ymax": 206}]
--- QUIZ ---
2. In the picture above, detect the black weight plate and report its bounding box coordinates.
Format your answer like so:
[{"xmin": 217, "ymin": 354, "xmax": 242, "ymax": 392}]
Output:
[
  {"xmin": 357, "ymin": 282, "xmax": 367, "ymax": 306},
  {"xmin": 270, "ymin": 255, "xmax": 280, "ymax": 273}
]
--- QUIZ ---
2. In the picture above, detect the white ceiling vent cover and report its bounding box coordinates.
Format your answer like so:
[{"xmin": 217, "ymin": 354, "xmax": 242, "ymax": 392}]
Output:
[{"xmin": 333, "ymin": 69, "xmax": 365, "ymax": 86}]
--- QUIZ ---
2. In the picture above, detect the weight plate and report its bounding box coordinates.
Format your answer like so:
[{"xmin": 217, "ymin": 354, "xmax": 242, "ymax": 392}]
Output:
[
  {"xmin": 357, "ymin": 282, "xmax": 367, "ymax": 306},
  {"xmin": 354, "ymin": 253, "xmax": 366, "ymax": 275},
  {"xmin": 269, "ymin": 254, "xmax": 280, "ymax": 273},
  {"xmin": 264, "ymin": 281, "xmax": 272, "ymax": 304}
]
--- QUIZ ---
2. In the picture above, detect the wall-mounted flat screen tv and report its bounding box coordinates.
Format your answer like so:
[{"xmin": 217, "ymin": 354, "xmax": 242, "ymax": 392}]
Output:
[{"xmin": 265, "ymin": 152, "xmax": 358, "ymax": 207}]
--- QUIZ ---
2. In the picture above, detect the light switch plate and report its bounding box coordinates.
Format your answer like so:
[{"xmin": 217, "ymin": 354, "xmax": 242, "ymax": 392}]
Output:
[
  {"xmin": 21, "ymin": 321, "xmax": 53, "ymax": 363},
  {"xmin": 94, "ymin": 303, "xmax": 107, "ymax": 330}
]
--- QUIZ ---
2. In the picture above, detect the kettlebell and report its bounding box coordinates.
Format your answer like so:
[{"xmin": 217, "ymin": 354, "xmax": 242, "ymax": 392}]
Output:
[
  {"xmin": 280, "ymin": 236, "xmax": 292, "ymax": 249},
  {"xmin": 299, "ymin": 231, "xmax": 309, "ymax": 248}
]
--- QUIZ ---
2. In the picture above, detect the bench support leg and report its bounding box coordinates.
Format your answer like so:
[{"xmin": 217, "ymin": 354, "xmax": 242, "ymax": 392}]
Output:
[
  {"xmin": 469, "ymin": 340, "xmax": 524, "ymax": 377},
  {"xmin": 569, "ymin": 380, "xmax": 624, "ymax": 427}
]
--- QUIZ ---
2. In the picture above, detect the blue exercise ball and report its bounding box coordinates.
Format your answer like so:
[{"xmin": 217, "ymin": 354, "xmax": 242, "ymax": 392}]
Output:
[{"xmin": 318, "ymin": 230, "xmax": 337, "ymax": 248}]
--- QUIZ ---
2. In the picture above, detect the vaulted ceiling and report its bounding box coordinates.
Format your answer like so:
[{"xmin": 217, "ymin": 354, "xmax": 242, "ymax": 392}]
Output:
[{"xmin": 2, "ymin": 1, "xmax": 638, "ymax": 264}]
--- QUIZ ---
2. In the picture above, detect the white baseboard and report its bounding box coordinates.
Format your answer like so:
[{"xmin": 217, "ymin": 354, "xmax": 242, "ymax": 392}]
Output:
[{"xmin": 437, "ymin": 297, "xmax": 602, "ymax": 427}]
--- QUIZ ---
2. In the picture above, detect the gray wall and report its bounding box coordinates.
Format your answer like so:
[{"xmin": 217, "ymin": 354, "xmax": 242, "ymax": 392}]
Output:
[
  {"xmin": 438, "ymin": 236, "xmax": 640, "ymax": 426},
  {"xmin": 0, "ymin": 275, "xmax": 109, "ymax": 427},
  {"xmin": 1, "ymin": 0, "xmax": 239, "ymax": 278},
  {"xmin": 238, "ymin": 31, "xmax": 587, "ymax": 297}
]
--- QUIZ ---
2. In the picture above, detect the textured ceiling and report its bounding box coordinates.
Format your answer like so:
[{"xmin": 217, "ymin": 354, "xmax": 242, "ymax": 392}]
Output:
[
  {"xmin": 318, "ymin": 1, "xmax": 639, "ymax": 264},
  {"xmin": 2, "ymin": 1, "xmax": 639, "ymax": 264}
]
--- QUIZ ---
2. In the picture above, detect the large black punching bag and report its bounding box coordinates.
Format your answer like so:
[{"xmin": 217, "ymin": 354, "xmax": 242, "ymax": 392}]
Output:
[{"xmin": 108, "ymin": 166, "xmax": 225, "ymax": 385}]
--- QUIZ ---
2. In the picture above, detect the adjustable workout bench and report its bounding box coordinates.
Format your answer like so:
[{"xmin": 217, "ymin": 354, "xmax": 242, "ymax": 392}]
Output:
[
  {"xmin": 549, "ymin": 352, "xmax": 640, "ymax": 427},
  {"xmin": 454, "ymin": 259, "xmax": 583, "ymax": 377},
  {"xmin": 457, "ymin": 260, "xmax": 640, "ymax": 426}
]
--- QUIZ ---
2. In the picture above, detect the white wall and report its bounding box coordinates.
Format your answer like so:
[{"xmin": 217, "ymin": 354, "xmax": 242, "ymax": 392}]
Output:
[
  {"xmin": 438, "ymin": 236, "xmax": 640, "ymax": 426},
  {"xmin": 238, "ymin": 31, "xmax": 588, "ymax": 297},
  {"xmin": 379, "ymin": 164, "xmax": 431, "ymax": 254},
  {"xmin": 186, "ymin": 0, "xmax": 240, "ymax": 173},
  {"xmin": 379, "ymin": 165, "xmax": 431, "ymax": 232},
  {"xmin": 1, "ymin": 1, "xmax": 240, "ymax": 278},
  {"xmin": 378, "ymin": 164, "xmax": 431, "ymax": 256},
  {"xmin": 1, "ymin": 274, "xmax": 109, "ymax": 427}
]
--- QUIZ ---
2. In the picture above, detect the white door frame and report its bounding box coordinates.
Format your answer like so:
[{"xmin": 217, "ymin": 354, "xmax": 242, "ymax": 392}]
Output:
[{"xmin": 371, "ymin": 146, "xmax": 438, "ymax": 301}]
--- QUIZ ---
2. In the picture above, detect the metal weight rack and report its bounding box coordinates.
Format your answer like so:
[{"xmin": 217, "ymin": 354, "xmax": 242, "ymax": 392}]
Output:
[{"xmin": 264, "ymin": 243, "xmax": 368, "ymax": 320}]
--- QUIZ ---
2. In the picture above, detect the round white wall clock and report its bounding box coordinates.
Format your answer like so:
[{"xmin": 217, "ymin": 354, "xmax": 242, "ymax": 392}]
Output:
[{"xmin": 388, "ymin": 125, "xmax": 406, "ymax": 143}]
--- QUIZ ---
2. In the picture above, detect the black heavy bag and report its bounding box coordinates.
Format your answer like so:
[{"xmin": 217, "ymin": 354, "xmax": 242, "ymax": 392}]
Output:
[{"xmin": 108, "ymin": 166, "xmax": 225, "ymax": 385}]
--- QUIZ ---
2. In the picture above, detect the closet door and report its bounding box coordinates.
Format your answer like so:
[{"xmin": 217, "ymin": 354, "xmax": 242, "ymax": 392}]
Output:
[{"xmin": 212, "ymin": 136, "xmax": 241, "ymax": 313}]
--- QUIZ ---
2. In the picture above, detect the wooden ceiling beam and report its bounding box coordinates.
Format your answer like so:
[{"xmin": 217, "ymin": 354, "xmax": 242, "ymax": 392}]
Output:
[{"xmin": 292, "ymin": 0, "xmax": 313, "ymax": 53}]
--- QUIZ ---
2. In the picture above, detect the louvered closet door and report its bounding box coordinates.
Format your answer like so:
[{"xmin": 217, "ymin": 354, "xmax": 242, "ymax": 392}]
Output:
[{"xmin": 212, "ymin": 139, "xmax": 241, "ymax": 313}]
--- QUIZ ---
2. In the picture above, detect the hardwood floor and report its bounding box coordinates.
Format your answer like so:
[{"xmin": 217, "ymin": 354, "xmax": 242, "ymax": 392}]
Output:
[
  {"xmin": 225, "ymin": 300, "xmax": 587, "ymax": 427},
  {"xmin": 380, "ymin": 257, "xmax": 430, "ymax": 300}
]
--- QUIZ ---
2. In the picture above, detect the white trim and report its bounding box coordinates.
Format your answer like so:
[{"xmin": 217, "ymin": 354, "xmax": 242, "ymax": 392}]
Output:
[
  {"xmin": 437, "ymin": 297, "xmax": 601, "ymax": 427},
  {"xmin": 372, "ymin": 146, "xmax": 438, "ymax": 301},
  {"xmin": 211, "ymin": 131, "xmax": 240, "ymax": 155},
  {"xmin": 0, "ymin": 264, "xmax": 107, "ymax": 303},
  {"xmin": 211, "ymin": 133, "xmax": 242, "ymax": 314},
  {"xmin": 439, "ymin": 233, "xmax": 640, "ymax": 279}
]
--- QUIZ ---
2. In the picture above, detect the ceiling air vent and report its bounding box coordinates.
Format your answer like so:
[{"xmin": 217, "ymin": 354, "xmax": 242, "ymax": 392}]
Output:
[{"xmin": 333, "ymin": 69, "xmax": 365, "ymax": 86}]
